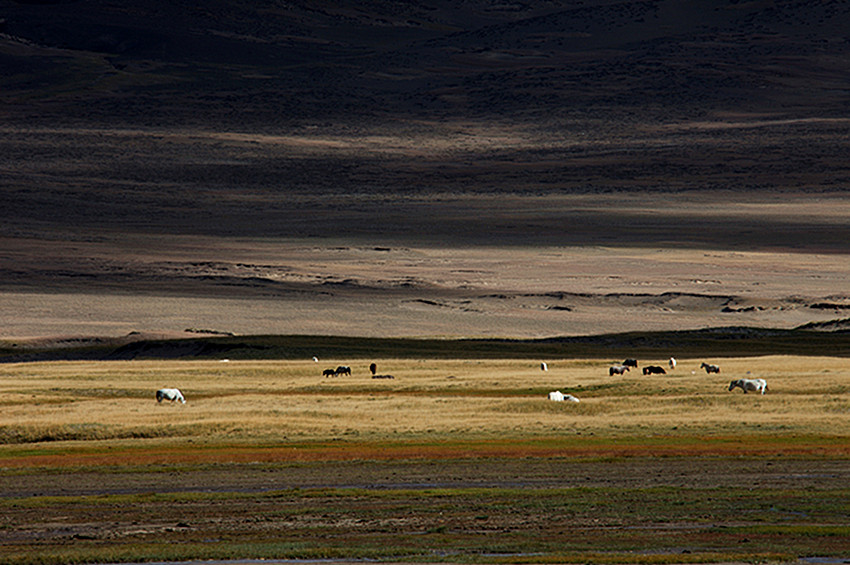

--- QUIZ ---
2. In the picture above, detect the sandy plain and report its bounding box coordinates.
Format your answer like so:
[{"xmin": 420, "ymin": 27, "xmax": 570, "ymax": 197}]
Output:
[
  {"xmin": 3, "ymin": 234, "xmax": 850, "ymax": 340},
  {"xmin": 2, "ymin": 121, "xmax": 850, "ymax": 341}
]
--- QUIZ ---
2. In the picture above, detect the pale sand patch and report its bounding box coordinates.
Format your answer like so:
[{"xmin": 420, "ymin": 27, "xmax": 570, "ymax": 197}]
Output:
[
  {"xmin": 3, "ymin": 181, "xmax": 849, "ymax": 340},
  {"xmin": 2, "ymin": 235, "xmax": 848, "ymax": 339}
]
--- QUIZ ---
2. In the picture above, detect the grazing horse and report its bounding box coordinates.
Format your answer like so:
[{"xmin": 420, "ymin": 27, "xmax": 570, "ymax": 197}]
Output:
[
  {"xmin": 548, "ymin": 391, "xmax": 580, "ymax": 402},
  {"xmin": 729, "ymin": 378, "xmax": 768, "ymax": 394},
  {"xmin": 335, "ymin": 365, "xmax": 352, "ymax": 376},
  {"xmin": 156, "ymin": 388, "xmax": 186, "ymax": 404},
  {"xmin": 323, "ymin": 368, "xmax": 336, "ymax": 377},
  {"xmin": 609, "ymin": 365, "xmax": 630, "ymax": 376},
  {"xmin": 701, "ymin": 362, "xmax": 721, "ymax": 374},
  {"xmin": 643, "ymin": 365, "xmax": 667, "ymax": 375},
  {"xmin": 623, "ymin": 358, "xmax": 638, "ymax": 368},
  {"xmin": 668, "ymin": 357, "xmax": 677, "ymax": 369},
  {"xmin": 369, "ymin": 362, "xmax": 377, "ymax": 375}
]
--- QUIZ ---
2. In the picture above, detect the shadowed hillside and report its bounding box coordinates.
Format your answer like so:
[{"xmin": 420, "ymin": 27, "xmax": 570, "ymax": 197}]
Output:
[
  {"xmin": 3, "ymin": 0, "xmax": 850, "ymax": 126},
  {"xmin": 3, "ymin": 1, "xmax": 850, "ymax": 241}
]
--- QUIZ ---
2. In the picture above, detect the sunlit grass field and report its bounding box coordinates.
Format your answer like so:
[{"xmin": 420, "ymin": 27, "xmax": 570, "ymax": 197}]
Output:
[
  {"xmin": 1, "ymin": 355, "xmax": 849, "ymax": 453},
  {"xmin": 2, "ymin": 356, "xmax": 849, "ymax": 565}
]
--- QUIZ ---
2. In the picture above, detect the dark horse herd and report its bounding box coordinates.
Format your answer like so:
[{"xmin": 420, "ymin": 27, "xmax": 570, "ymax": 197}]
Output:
[
  {"xmin": 323, "ymin": 365, "xmax": 351, "ymax": 377},
  {"xmin": 322, "ymin": 363, "xmax": 394, "ymax": 379},
  {"xmin": 609, "ymin": 358, "xmax": 723, "ymax": 376}
]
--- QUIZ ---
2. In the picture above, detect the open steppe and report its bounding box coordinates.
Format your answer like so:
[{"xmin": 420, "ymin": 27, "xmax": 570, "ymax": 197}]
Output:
[
  {"xmin": 3, "ymin": 356, "xmax": 850, "ymax": 445},
  {"xmin": 3, "ymin": 2, "xmax": 850, "ymax": 564},
  {"xmin": 1, "ymin": 356, "xmax": 849, "ymax": 564}
]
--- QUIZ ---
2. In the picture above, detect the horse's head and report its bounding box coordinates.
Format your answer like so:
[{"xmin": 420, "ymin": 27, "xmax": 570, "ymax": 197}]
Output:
[{"xmin": 728, "ymin": 380, "xmax": 739, "ymax": 391}]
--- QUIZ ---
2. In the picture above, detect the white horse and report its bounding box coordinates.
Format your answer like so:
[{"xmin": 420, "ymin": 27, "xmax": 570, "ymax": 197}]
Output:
[
  {"xmin": 668, "ymin": 357, "xmax": 677, "ymax": 369},
  {"xmin": 728, "ymin": 378, "xmax": 768, "ymax": 395},
  {"xmin": 156, "ymin": 388, "xmax": 186, "ymax": 404},
  {"xmin": 548, "ymin": 391, "xmax": 580, "ymax": 402}
]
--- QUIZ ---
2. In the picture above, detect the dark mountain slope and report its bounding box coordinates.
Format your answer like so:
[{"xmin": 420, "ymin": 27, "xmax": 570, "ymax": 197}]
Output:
[
  {"xmin": 3, "ymin": 1, "xmax": 849, "ymax": 247},
  {"xmin": 3, "ymin": 0, "xmax": 850, "ymax": 126}
]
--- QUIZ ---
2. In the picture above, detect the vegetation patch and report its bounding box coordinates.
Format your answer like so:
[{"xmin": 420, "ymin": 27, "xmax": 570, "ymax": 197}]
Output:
[{"xmin": 0, "ymin": 484, "xmax": 840, "ymax": 564}]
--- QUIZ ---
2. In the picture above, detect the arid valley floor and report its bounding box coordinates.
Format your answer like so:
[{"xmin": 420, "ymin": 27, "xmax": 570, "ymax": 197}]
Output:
[{"xmin": 2, "ymin": 122, "xmax": 850, "ymax": 341}]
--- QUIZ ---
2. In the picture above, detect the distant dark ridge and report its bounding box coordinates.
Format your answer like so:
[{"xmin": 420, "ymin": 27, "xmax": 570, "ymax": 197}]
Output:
[
  {"xmin": 2, "ymin": 326, "xmax": 850, "ymax": 363},
  {"xmin": 795, "ymin": 317, "xmax": 850, "ymax": 332}
]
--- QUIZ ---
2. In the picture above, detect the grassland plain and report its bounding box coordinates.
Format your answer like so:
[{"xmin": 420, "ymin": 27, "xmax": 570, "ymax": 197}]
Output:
[{"xmin": 1, "ymin": 356, "xmax": 849, "ymax": 564}]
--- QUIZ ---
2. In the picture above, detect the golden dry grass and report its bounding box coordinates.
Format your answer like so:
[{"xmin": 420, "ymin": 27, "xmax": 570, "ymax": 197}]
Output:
[{"xmin": 1, "ymin": 355, "xmax": 848, "ymax": 454}]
